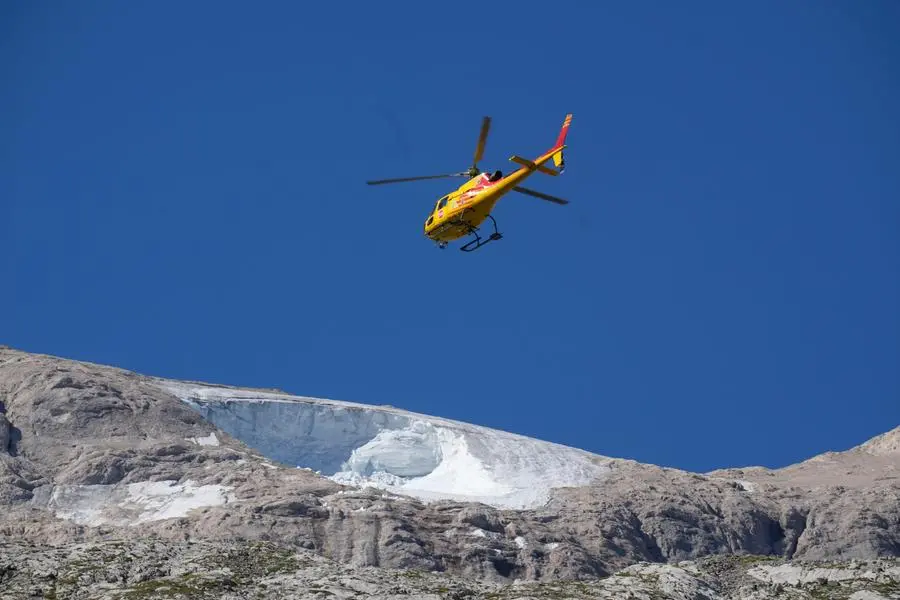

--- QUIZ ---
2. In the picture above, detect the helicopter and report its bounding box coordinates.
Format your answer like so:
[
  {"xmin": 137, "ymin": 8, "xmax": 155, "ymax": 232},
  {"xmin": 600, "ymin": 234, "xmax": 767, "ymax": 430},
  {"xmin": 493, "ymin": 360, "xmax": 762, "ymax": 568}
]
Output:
[{"xmin": 366, "ymin": 113, "xmax": 572, "ymax": 252}]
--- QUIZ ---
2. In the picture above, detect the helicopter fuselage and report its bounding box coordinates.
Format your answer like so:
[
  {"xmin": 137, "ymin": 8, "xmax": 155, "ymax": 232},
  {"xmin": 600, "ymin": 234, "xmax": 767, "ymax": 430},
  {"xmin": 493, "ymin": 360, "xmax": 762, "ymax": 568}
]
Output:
[{"xmin": 423, "ymin": 165, "xmax": 535, "ymax": 243}]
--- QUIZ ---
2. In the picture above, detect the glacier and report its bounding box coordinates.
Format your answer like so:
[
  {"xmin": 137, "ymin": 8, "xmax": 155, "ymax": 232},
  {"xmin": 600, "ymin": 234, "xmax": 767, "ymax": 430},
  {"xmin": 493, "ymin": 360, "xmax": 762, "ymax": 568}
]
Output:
[{"xmin": 158, "ymin": 381, "xmax": 612, "ymax": 509}]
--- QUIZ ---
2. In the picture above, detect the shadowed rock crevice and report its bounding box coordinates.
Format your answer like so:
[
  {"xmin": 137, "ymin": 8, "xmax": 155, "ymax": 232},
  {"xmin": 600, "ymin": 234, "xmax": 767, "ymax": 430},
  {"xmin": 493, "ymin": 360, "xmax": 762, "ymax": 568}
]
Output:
[
  {"xmin": 633, "ymin": 513, "xmax": 666, "ymax": 563},
  {"xmin": 0, "ymin": 414, "xmax": 9, "ymax": 454},
  {"xmin": 4, "ymin": 420, "xmax": 21, "ymax": 458},
  {"xmin": 491, "ymin": 556, "xmax": 516, "ymax": 577},
  {"xmin": 778, "ymin": 506, "xmax": 807, "ymax": 558}
]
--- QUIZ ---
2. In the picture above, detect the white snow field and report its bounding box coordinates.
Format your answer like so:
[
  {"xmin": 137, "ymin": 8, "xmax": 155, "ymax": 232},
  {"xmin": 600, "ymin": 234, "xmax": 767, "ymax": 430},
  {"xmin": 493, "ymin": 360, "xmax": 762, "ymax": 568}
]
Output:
[
  {"xmin": 158, "ymin": 381, "xmax": 613, "ymax": 509},
  {"xmin": 31, "ymin": 479, "xmax": 236, "ymax": 527}
]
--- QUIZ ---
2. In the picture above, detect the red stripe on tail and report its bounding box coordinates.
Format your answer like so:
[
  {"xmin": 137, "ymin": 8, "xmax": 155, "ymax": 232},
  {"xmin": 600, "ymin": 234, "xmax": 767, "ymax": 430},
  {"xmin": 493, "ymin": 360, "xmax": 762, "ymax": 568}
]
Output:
[{"xmin": 554, "ymin": 113, "xmax": 573, "ymax": 149}]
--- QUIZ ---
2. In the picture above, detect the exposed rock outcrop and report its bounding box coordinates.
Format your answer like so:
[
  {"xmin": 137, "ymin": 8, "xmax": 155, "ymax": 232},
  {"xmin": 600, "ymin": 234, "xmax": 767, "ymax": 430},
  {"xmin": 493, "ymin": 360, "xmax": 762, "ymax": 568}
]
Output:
[{"xmin": 1, "ymin": 539, "xmax": 898, "ymax": 600}]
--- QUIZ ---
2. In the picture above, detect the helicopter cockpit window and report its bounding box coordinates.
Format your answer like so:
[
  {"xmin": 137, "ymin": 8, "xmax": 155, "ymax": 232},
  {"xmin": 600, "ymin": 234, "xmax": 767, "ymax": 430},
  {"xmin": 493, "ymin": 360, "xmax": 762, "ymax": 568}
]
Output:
[{"xmin": 437, "ymin": 196, "xmax": 449, "ymax": 210}]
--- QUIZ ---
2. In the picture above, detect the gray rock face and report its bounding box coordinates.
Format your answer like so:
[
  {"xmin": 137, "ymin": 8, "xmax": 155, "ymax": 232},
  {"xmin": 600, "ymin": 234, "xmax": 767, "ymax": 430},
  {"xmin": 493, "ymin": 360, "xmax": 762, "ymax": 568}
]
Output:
[
  {"xmin": 0, "ymin": 346, "xmax": 898, "ymax": 588},
  {"xmin": 1, "ymin": 539, "xmax": 898, "ymax": 600}
]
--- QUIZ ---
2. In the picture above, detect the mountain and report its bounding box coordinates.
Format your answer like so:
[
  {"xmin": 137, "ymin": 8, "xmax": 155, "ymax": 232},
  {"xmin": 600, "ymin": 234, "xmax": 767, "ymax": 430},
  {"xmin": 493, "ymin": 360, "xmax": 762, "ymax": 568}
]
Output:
[{"xmin": 1, "ymin": 346, "xmax": 898, "ymax": 597}]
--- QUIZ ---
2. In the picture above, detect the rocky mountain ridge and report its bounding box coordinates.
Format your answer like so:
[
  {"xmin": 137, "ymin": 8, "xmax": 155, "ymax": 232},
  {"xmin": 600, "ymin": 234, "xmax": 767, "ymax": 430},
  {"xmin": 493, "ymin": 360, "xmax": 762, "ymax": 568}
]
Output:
[{"xmin": 1, "ymin": 346, "xmax": 898, "ymax": 591}]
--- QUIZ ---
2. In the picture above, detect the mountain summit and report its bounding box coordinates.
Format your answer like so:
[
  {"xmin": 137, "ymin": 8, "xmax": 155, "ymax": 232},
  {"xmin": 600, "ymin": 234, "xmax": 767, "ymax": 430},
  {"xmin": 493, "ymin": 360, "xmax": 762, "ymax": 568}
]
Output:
[{"xmin": 855, "ymin": 426, "xmax": 900, "ymax": 456}]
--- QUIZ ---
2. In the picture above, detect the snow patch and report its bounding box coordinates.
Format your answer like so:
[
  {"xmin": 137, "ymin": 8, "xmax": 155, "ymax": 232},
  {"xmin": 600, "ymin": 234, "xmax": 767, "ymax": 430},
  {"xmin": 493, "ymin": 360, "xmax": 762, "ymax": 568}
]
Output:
[
  {"xmin": 127, "ymin": 480, "xmax": 234, "ymax": 522},
  {"xmin": 734, "ymin": 479, "xmax": 757, "ymax": 492},
  {"xmin": 159, "ymin": 381, "xmax": 612, "ymax": 510},
  {"xmin": 33, "ymin": 479, "xmax": 235, "ymax": 526},
  {"xmin": 188, "ymin": 432, "xmax": 220, "ymax": 446},
  {"xmin": 332, "ymin": 426, "xmax": 526, "ymax": 507}
]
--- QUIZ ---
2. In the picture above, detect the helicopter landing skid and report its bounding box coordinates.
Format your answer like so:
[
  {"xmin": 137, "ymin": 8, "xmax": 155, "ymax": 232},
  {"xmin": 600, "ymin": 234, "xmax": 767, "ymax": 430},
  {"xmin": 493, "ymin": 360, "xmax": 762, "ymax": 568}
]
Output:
[{"xmin": 459, "ymin": 214, "xmax": 503, "ymax": 252}]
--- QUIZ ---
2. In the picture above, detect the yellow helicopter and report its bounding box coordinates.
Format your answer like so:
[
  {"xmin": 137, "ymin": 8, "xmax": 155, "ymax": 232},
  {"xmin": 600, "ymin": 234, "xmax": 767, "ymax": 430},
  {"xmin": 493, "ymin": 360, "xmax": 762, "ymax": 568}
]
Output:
[{"xmin": 366, "ymin": 114, "xmax": 572, "ymax": 252}]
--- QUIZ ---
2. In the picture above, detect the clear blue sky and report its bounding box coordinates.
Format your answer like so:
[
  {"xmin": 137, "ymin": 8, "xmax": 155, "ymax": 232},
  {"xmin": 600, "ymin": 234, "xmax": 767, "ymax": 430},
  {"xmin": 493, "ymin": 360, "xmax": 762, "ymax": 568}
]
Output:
[{"xmin": 3, "ymin": 1, "xmax": 898, "ymax": 473}]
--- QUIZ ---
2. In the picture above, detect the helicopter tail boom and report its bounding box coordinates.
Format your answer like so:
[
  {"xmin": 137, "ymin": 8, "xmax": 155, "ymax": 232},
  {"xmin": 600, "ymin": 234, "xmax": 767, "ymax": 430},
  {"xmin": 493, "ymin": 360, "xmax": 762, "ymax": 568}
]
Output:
[
  {"xmin": 508, "ymin": 114, "xmax": 572, "ymax": 176},
  {"xmin": 509, "ymin": 154, "xmax": 561, "ymax": 176}
]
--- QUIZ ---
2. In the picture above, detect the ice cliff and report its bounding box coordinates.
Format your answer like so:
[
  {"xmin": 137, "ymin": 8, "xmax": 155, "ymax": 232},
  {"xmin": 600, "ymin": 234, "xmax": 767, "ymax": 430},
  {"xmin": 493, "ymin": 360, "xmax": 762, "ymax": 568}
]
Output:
[{"xmin": 158, "ymin": 381, "xmax": 611, "ymax": 509}]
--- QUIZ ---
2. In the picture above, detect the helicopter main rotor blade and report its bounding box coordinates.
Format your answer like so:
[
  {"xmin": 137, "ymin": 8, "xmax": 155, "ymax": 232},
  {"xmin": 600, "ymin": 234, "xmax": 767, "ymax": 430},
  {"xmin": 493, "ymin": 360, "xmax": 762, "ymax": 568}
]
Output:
[
  {"xmin": 472, "ymin": 116, "xmax": 491, "ymax": 168},
  {"xmin": 366, "ymin": 172, "xmax": 468, "ymax": 185},
  {"xmin": 513, "ymin": 185, "xmax": 569, "ymax": 205}
]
